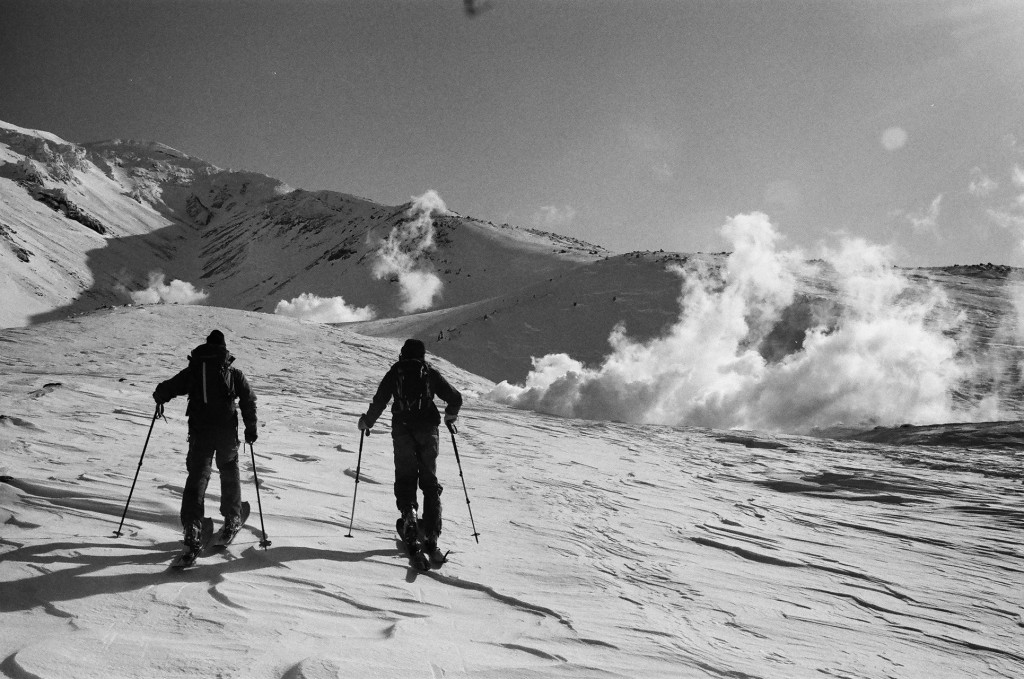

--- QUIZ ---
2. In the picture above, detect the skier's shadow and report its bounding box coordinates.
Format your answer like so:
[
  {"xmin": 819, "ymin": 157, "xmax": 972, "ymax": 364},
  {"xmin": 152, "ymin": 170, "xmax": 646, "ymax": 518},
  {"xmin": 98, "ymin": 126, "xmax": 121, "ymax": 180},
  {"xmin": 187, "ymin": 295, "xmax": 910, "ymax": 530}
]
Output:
[{"xmin": 0, "ymin": 538, "xmax": 395, "ymax": 613}]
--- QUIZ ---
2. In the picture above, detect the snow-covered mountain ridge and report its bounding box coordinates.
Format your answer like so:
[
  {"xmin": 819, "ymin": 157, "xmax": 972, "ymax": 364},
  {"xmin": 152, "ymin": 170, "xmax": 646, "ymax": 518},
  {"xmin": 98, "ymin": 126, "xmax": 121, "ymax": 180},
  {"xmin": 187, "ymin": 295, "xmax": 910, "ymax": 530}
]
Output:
[{"xmin": 0, "ymin": 120, "xmax": 609, "ymax": 329}]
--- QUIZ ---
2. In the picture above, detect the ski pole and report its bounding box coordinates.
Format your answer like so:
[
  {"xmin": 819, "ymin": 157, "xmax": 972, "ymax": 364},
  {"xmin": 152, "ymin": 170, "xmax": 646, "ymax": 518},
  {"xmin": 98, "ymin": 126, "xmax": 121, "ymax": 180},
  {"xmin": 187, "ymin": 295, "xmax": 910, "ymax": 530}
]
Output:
[
  {"xmin": 113, "ymin": 403, "xmax": 163, "ymax": 537},
  {"xmin": 446, "ymin": 421, "xmax": 480, "ymax": 543},
  {"xmin": 249, "ymin": 442, "xmax": 272, "ymax": 548},
  {"xmin": 346, "ymin": 429, "xmax": 367, "ymax": 537}
]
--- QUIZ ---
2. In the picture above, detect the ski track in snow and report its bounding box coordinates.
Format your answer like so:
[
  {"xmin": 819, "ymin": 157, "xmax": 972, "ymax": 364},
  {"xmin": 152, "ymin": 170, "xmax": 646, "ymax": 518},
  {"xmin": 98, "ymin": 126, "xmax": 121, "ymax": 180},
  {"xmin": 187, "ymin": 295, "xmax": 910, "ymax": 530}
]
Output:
[{"xmin": 0, "ymin": 306, "xmax": 1022, "ymax": 678}]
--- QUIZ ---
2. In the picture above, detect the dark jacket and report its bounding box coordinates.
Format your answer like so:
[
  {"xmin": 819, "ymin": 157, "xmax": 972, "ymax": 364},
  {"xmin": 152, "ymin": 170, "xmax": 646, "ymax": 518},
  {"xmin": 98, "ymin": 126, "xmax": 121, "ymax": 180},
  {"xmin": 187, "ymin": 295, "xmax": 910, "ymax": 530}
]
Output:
[
  {"xmin": 364, "ymin": 359, "xmax": 462, "ymax": 429},
  {"xmin": 154, "ymin": 343, "xmax": 257, "ymax": 431}
]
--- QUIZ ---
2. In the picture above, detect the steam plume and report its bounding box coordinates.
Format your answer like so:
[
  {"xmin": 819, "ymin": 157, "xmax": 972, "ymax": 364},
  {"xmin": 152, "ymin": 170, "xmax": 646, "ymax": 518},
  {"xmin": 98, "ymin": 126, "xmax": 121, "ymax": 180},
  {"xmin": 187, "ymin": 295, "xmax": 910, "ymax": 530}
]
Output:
[
  {"xmin": 121, "ymin": 272, "xmax": 209, "ymax": 305},
  {"xmin": 274, "ymin": 293, "xmax": 376, "ymax": 323},
  {"xmin": 490, "ymin": 213, "xmax": 982, "ymax": 433},
  {"xmin": 373, "ymin": 190, "xmax": 447, "ymax": 313}
]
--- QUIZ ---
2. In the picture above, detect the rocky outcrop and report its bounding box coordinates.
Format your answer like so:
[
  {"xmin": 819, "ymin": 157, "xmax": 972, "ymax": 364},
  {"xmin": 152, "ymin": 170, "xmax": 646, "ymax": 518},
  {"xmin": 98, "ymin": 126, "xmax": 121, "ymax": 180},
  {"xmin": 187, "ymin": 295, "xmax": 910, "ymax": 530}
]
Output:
[
  {"xmin": 186, "ymin": 194, "xmax": 213, "ymax": 226},
  {"xmin": 29, "ymin": 187, "xmax": 107, "ymax": 235},
  {"xmin": 0, "ymin": 127, "xmax": 89, "ymax": 184}
]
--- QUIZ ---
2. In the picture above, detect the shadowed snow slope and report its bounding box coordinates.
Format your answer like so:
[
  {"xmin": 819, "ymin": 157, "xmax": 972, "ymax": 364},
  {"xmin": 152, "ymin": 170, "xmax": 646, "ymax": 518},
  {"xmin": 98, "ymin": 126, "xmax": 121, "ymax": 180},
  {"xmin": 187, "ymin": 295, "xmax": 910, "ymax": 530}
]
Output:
[{"xmin": 1, "ymin": 305, "xmax": 1022, "ymax": 678}]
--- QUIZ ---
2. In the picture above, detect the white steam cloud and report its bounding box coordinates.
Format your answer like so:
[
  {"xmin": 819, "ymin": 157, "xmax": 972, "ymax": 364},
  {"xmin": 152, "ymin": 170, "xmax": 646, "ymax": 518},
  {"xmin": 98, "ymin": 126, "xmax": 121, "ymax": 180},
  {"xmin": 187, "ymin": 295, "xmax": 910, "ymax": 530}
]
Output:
[
  {"xmin": 274, "ymin": 293, "xmax": 376, "ymax": 323},
  {"xmin": 968, "ymin": 167, "xmax": 998, "ymax": 197},
  {"xmin": 489, "ymin": 212, "xmax": 983, "ymax": 433},
  {"xmin": 1013, "ymin": 164, "xmax": 1024, "ymax": 189},
  {"xmin": 373, "ymin": 190, "xmax": 447, "ymax": 313},
  {"xmin": 903, "ymin": 194, "xmax": 943, "ymax": 235},
  {"xmin": 122, "ymin": 272, "xmax": 209, "ymax": 305}
]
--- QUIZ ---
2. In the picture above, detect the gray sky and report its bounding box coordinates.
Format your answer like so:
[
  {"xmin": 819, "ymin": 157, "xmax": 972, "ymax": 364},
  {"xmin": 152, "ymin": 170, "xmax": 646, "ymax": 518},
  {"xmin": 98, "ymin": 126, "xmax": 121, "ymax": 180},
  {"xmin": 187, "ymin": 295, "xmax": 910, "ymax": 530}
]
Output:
[{"xmin": 2, "ymin": 0, "xmax": 1023, "ymax": 266}]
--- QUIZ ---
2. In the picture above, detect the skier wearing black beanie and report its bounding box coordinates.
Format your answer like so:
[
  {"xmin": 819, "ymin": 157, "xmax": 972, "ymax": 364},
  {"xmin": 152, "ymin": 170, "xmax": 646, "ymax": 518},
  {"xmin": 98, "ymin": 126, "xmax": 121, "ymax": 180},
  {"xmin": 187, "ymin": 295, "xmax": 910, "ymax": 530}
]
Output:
[
  {"xmin": 359, "ymin": 338, "xmax": 462, "ymax": 561},
  {"xmin": 153, "ymin": 329, "xmax": 258, "ymax": 563}
]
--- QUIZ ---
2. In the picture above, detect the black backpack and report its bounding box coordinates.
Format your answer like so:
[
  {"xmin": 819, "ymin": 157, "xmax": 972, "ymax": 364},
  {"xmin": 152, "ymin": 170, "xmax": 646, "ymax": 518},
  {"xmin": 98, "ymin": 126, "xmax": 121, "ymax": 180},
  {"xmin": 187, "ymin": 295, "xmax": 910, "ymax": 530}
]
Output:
[
  {"xmin": 394, "ymin": 359, "xmax": 432, "ymax": 419},
  {"xmin": 187, "ymin": 348, "xmax": 236, "ymax": 423}
]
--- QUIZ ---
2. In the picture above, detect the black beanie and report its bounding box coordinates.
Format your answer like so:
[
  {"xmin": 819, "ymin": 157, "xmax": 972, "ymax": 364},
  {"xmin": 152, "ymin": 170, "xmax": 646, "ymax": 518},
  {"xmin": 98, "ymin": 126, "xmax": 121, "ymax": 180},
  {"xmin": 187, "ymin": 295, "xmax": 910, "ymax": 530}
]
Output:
[
  {"xmin": 400, "ymin": 338, "xmax": 426, "ymax": 359},
  {"xmin": 206, "ymin": 330, "xmax": 226, "ymax": 347}
]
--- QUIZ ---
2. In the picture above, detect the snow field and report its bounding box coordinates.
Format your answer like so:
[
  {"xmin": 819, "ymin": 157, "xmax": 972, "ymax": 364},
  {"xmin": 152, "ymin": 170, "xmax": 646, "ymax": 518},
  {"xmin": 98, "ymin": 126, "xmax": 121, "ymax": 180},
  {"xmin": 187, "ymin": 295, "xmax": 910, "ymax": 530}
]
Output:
[{"xmin": 1, "ymin": 305, "xmax": 1021, "ymax": 678}]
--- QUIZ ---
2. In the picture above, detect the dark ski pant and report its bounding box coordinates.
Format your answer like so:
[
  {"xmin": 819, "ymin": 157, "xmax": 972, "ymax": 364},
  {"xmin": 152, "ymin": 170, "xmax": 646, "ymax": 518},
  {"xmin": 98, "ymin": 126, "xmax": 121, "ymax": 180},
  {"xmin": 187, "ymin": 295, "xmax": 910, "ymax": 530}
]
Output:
[
  {"xmin": 392, "ymin": 423, "xmax": 443, "ymax": 538},
  {"xmin": 180, "ymin": 425, "xmax": 242, "ymax": 528}
]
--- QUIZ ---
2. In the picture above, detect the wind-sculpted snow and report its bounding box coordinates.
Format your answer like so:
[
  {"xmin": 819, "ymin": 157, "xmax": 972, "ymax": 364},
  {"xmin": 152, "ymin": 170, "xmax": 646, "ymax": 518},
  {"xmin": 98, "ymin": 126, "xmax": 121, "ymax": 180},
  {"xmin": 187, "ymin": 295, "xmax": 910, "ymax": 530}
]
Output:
[
  {"xmin": 490, "ymin": 213, "xmax": 1019, "ymax": 434},
  {"xmin": 1, "ymin": 305, "xmax": 1021, "ymax": 678}
]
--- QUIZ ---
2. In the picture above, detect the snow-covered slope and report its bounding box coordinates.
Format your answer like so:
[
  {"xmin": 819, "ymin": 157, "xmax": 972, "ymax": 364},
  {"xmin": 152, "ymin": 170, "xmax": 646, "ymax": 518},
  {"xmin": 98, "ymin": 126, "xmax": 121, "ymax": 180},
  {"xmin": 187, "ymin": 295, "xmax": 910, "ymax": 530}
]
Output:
[
  {"xmin": 0, "ymin": 119, "xmax": 609, "ymax": 329},
  {"xmin": 352, "ymin": 251, "xmax": 694, "ymax": 383},
  {"xmin": 188, "ymin": 189, "xmax": 607, "ymax": 316},
  {"xmin": 1, "ymin": 305, "xmax": 1021, "ymax": 678},
  {"xmin": 0, "ymin": 122, "xmax": 187, "ymax": 326}
]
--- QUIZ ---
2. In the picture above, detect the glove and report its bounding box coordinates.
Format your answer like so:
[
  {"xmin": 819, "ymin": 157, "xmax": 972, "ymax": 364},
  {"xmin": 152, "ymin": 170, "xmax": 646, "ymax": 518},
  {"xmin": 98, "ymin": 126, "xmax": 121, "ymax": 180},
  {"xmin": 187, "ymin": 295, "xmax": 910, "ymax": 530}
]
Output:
[
  {"xmin": 358, "ymin": 415, "xmax": 371, "ymax": 431},
  {"xmin": 444, "ymin": 413, "xmax": 458, "ymax": 426},
  {"xmin": 152, "ymin": 390, "xmax": 165, "ymax": 405},
  {"xmin": 244, "ymin": 425, "xmax": 258, "ymax": 444}
]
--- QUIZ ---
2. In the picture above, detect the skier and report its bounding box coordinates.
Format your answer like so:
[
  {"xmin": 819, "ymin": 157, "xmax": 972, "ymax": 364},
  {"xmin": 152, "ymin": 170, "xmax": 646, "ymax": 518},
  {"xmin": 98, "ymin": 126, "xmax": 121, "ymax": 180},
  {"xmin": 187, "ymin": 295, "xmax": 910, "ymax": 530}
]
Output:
[
  {"xmin": 358, "ymin": 338, "xmax": 462, "ymax": 557},
  {"xmin": 154, "ymin": 330, "xmax": 258, "ymax": 559}
]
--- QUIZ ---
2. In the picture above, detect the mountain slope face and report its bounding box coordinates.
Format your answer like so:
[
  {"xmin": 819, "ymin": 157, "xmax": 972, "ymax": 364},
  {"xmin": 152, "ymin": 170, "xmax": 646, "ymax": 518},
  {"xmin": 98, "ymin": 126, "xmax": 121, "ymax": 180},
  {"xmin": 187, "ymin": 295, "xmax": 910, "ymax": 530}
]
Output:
[
  {"xmin": 193, "ymin": 187, "xmax": 608, "ymax": 315},
  {"xmin": 0, "ymin": 121, "xmax": 293, "ymax": 326},
  {"xmin": 0, "ymin": 123, "xmax": 184, "ymax": 326},
  {"xmin": 0, "ymin": 120, "xmax": 608, "ymax": 328}
]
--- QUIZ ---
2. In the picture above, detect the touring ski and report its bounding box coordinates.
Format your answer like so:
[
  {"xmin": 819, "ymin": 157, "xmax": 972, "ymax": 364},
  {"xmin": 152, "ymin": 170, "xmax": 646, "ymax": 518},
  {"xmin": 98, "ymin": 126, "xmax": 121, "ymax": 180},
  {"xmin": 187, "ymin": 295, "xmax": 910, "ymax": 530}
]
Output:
[{"xmin": 169, "ymin": 517, "xmax": 214, "ymax": 569}]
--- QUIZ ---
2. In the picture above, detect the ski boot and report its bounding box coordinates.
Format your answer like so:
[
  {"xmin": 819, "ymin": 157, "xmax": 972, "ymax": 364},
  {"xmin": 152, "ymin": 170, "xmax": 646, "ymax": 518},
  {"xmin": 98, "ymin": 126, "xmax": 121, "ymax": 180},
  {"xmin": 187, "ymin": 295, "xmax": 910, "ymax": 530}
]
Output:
[
  {"xmin": 218, "ymin": 514, "xmax": 243, "ymax": 545},
  {"xmin": 397, "ymin": 508, "xmax": 430, "ymax": 571},
  {"xmin": 399, "ymin": 507, "xmax": 418, "ymax": 545},
  {"xmin": 184, "ymin": 519, "xmax": 204, "ymax": 548},
  {"xmin": 423, "ymin": 533, "xmax": 448, "ymax": 566},
  {"xmin": 172, "ymin": 519, "xmax": 207, "ymax": 568}
]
